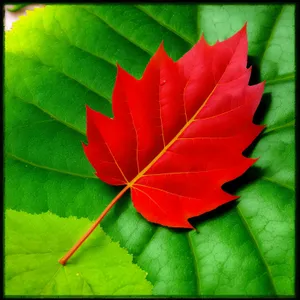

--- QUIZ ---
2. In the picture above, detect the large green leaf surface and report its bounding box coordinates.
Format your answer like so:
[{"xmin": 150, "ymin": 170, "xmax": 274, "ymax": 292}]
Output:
[
  {"xmin": 5, "ymin": 4, "xmax": 295, "ymax": 296},
  {"xmin": 5, "ymin": 210, "xmax": 152, "ymax": 295}
]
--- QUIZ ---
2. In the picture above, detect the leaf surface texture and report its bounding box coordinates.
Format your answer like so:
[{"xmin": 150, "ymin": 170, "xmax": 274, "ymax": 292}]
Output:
[{"xmin": 5, "ymin": 4, "xmax": 295, "ymax": 296}]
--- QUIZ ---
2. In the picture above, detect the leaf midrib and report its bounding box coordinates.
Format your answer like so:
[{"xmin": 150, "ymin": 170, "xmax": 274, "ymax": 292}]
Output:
[{"xmin": 126, "ymin": 83, "xmax": 218, "ymax": 187}]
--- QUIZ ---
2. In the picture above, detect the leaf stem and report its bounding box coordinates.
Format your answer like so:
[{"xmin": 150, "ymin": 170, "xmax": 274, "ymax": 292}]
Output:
[{"xmin": 58, "ymin": 185, "xmax": 130, "ymax": 265}]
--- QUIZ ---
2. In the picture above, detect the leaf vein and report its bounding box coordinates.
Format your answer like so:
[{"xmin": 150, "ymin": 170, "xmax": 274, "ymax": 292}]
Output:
[
  {"xmin": 135, "ymin": 5, "xmax": 194, "ymax": 45},
  {"xmin": 263, "ymin": 120, "xmax": 294, "ymax": 134},
  {"xmin": 136, "ymin": 227, "xmax": 159, "ymax": 258},
  {"xmin": 6, "ymin": 152, "xmax": 97, "ymax": 180},
  {"xmin": 186, "ymin": 232, "xmax": 201, "ymax": 295},
  {"xmin": 50, "ymin": 9, "xmax": 118, "ymax": 70},
  {"xmin": 39, "ymin": 266, "xmax": 62, "ymax": 295},
  {"xmin": 132, "ymin": 186, "xmax": 167, "ymax": 215},
  {"xmin": 82, "ymin": 7, "xmax": 153, "ymax": 56},
  {"xmin": 262, "ymin": 176, "xmax": 294, "ymax": 191},
  {"xmin": 260, "ymin": 5, "xmax": 284, "ymax": 64},
  {"xmin": 236, "ymin": 206, "xmax": 277, "ymax": 294},
  {"xmin": 134, "ymin": 183, "xmax": 200, "ymax": 201},
  {"xmin": 6, "ymin": 89, "xmax": 86, "ymax": 137},
  {"xmin": 265, "ymin": 73, "xmax": 295, "ymax": 85},
  {"xmin": 7, "ymin": 50, "xmax": 110, "ymax": 102}
]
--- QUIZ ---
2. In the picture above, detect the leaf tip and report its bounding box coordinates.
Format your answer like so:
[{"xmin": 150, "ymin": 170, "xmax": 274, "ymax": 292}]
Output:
[
  {"xmin": 193, "ymin": 227, "xmax": 200, "ymax": 233},
  {"xmin": 251, "ymin": 157, "xmax": 260, "ymax": 164},
  {"xmin": 259, "ymin": 124, "xmax": 267, "ymax": 135},
  {"xmin": 186, "ymin": 221, "xmax": 197, "ymax": 230},
  {"xmin": 156, "ymin": 40, "xmax": 166, "ymax": 56},
  {"xmin": 85, "ymin": 104, "xmax": 91, "ymax": 112},
  {"xmin": 241, "ymin": 22, "xmax": 248, "ymax": 33},
  {"xmin": 115, "ymin": 62, "xmax": 131, "ymax": 80}
]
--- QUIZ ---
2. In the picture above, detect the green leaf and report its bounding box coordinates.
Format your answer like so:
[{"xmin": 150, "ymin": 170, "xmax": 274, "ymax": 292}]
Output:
[
  {"xmin": 7, "ymin": 4, "xmax": 30, "ymax": 12},
  {"xmin": 5, "ymin": 4, "xmax": 295, "ymax": 296},
  {"xmin": 5, "ymin": 209, "xmax": 152, "ymax": 296}
]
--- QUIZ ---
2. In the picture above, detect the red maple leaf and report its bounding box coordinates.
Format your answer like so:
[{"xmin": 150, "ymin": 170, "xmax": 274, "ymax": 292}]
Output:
[{"xmin": 59, "ymin": 24, "xmax": 265, "ymax": 265}]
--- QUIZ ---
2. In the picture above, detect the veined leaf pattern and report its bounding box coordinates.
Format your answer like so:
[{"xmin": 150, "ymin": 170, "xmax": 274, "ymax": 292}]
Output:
[{"xmin": 5, "ymin": 4, "xmax": 294, "ymax": 296}]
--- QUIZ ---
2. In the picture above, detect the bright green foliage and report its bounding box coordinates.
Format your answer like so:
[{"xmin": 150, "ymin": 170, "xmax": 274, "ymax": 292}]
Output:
[
  {"xmin": 5, "ymin": 210, "xmax": 152, "ymax": 296},
  {"xmin": 5, "ymin": 4, "xmax": 295, "ymax": 296}
]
